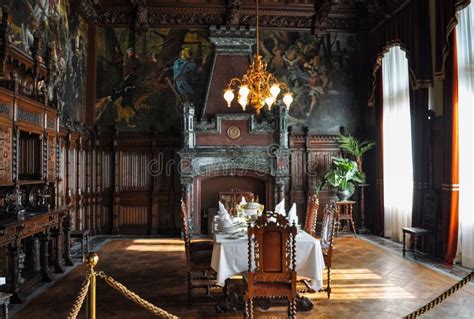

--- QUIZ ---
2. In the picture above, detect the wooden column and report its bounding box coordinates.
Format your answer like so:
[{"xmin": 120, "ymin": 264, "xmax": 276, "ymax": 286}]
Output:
[
  {"xmin": 112, "ymin": 133, "xmax": 120, "ymax": 234},
  {"xmin": 95, "ymin": 135, "xmax": 102, "ymax": 234},
  {"xmin": 150, "ymin": 133, "xmax": 159, "ymax": 234},
  {"xmin": 52, "ymin": 226, "xmax": 65, "ymax": 273},
  {"xmin": 7, "ymin": 243, "xmax": 25, "ymax": 303},
  {"xmin": 39, "ymin": 233, "xmax": 53, "ymax": 282},
  {"xmin": 63, "ymin": 213, "xmax": 74, "ymax": 266}
]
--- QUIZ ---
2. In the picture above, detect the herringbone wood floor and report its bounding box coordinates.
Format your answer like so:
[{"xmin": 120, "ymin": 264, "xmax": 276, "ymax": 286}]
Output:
[{"xmin": 13, "ymin": 237, "xmax": 474, "ymax": 318}]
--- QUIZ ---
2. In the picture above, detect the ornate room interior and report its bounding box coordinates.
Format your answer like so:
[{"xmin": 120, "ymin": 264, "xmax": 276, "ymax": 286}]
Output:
[{"xmin": 0, "ymin": 0, "xmax": 472, "ymax": 318}]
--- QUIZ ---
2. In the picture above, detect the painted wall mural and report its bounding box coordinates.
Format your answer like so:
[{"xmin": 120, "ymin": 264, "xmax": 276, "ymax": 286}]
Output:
[
  {"xmin": 260, "ymin": 31, "xmax": 359, "ymax": 133},
  {"xmin": 96, "ymin": 28, "xmax": 358, "ymax": 134},
  {"xmin": 95, "ymin": 28, "xmax": 213, "ymax": 132},
  {"xmin": 0, "ymin": 0, "xmax": 88, "ymax": 123}
]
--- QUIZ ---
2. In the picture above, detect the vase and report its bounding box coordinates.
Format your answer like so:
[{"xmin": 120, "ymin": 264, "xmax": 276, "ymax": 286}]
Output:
[{"xmin": 337, "ymin": 189, "xmax": 351, "ymax": 201}]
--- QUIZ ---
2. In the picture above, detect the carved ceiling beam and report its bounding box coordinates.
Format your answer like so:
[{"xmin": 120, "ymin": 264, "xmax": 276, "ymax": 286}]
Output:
[{"xmin": 80, "ymin": 0, "xmax": 361, "ymax": 31}]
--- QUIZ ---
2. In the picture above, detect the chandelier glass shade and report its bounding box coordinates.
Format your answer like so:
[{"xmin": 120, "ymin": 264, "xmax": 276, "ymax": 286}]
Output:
[{"xmin": 223, "ymin": 0, "xmax": 293, "ymax": 115}]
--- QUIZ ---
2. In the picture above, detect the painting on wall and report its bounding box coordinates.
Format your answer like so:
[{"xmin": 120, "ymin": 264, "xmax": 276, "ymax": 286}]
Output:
[
  {"xmin": 0, "ymin": 0, "xmax": 88, "ymax": 123},
  {"xmin": 95, "ymin": 28, "xmax": 213, "ymax": 132},
  {"xmin": 260, "ymin": 31, "xmax": 360, "ymax": 133}
]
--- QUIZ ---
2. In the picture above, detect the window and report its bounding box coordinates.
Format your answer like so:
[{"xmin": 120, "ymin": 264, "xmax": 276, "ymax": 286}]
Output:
[{"xmin": 382, "ymin": 46, "xmax": 414, "ymax": 242}]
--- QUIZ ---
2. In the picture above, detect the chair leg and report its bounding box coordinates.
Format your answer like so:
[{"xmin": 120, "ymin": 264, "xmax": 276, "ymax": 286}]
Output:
[
  {"xmin": 245, "ymin": 298, "xmax": 254, "ymax": 319},
  {"xmin": 431, "ymin": 234, "xmax": 435, "ymax": 257},
  {"xmin": 327, "ymin": 267, "xmax": 331, "ymax": 299},
  {"xmin": 414, "ymin": 235, "xmax": 418, "ymax": 259},
  {"xmin": 350, "ymin": 216, "xmax": 357, "ymax": 237},
  {"xmin": 402, "ymin": 232, "xmax": 406, "ymax": 257},
  {"xmin": 187, "ymin": 271, "xmax": 192, "ymax": 305},
  {"xmin": 288, "ymin": 298, "xmax": 296, "ymax": 318}
]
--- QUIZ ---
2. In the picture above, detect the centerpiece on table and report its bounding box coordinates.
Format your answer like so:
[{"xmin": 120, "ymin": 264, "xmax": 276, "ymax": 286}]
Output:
[{"xmin": 240, "ymin": 201, "xmax": 264, "ymax": 220}]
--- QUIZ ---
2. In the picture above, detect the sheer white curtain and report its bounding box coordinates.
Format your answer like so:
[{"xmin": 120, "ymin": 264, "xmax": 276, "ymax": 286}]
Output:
[
  {"xmin": 456, "ymin": 4, "xmax": 474, "ymax": 269},
  {"xmin": 382, "ymin": 46, "xmax": 413, "ymax": 242}
]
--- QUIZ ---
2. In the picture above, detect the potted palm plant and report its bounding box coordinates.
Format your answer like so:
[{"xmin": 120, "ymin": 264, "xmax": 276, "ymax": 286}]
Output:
[
  {"xmin": 316, "ymin": 157, "xmax": 366, "ymax": 201},
  {"xmin": 337, "ymin": 134, "xmax": 376, "ymax": 172}
]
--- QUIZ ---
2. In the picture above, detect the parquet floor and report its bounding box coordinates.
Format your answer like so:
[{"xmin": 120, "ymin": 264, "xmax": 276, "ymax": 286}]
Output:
[{"xmin": 13, "ymin": 237, "xmax": 474, "ymax": 318}]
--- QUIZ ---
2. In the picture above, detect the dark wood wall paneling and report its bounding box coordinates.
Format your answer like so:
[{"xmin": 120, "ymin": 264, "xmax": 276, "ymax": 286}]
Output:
[
  {"xmin": 55, "ymin": 132, "xmax": 182, "ymax": 235},
  {"xmin": 289, "ymin": 133, "xmax": 341, "ymax": 225}
]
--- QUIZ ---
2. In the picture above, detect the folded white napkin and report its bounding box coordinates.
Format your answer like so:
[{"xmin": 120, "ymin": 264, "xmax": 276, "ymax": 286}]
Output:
[
  {"xmin": 239, "ymin": 196, "xmax": 247, "ymax": 206},
  {"xmin": 218, "ymin": 201, "xmax": 230, "ymax": 219},
  {"xmin": 288, "ymin": 203, "xmax": 298, "ymax": 226},
  {"xmin": 218, "ymin": 201, "xmax": 233, "ymax": 231},
  {"xmin": 275, "ymin": 199, "xmax": 286, "ymax": 216}
]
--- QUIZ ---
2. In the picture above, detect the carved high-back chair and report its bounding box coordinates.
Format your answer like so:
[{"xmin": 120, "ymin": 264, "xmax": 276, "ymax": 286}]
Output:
[
  {"xmin": 180, "ymin": 199, "xmax": 217, "ymax": 303},
  {"xmin": 304, "ymin": 194, "xmax": 320, "ymax": 237},
  {"xmin": 219, "ymin": 188, "xmax": 256, "ymax": 216},
  {"xmin": 320, "ymin": 201, "xmax": 337, "ymax": 299},
  {"xmin": 244, "ymin": 211, "xmax": 298, "ymax": 318}
]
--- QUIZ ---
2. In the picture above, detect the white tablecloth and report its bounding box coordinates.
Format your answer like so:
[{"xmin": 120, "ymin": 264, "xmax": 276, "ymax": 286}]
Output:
[{"xmin": 211, "ymin": 230, "xmax": 325, "ymax": 291}]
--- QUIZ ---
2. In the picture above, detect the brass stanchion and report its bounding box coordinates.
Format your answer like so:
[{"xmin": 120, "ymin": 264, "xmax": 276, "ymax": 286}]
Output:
[
  {"xmin": 68, "ymin": 252, "xmax": 179, "ymax": 319},
  {"xmin": 84, "ymin": 252, "xmax": 99, "ymax": 319}
]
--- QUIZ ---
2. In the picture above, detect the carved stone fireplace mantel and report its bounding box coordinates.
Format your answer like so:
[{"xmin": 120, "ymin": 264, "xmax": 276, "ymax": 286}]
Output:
[{"xmin": 179, "ymin": 103, "xmax": 290, "ymax": 234}]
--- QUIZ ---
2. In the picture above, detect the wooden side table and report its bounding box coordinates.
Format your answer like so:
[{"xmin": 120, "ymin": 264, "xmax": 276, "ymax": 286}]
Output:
[{"xmin": 335, "ymin": 201, "xmax": 357, "ymax": 237}]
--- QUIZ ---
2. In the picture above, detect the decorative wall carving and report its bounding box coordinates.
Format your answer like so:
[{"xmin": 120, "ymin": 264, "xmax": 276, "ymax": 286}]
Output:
[
  {"xmin": 0, "ymin": 104, "xmax": 9, "ymax": 117},
  {"xmin": 17, "ymin": 109, "xmax": 41, "ymax": 126},
  {"xmin": 80, "ymin": 0, "xmax": 376, "ymax": 32},
  {"xmin": 48, "ymin": 136, "xmax": 57, "ymax": 182},
  {"xmin": 0, "ymin": 126, "xmax": 11, "ymax": 184}
]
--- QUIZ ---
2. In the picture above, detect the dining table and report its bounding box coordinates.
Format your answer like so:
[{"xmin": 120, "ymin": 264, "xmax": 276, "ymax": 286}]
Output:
[{"xmin": 211, "ymin": 227, "xmax": 326, "ymax": 291}]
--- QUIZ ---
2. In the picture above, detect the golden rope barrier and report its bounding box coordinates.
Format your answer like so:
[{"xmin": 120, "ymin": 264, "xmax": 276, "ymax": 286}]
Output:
[
  {"xmin": 66, "ymin": 274, "xmax": 91, "ymax": 319},
  {"xmin": 67, "ymin": 252, "xmax": 179, "ymax": 319},
  {"xmin": 96, "ymin": 271, "xmax": 179, "ymax": 319},
  {"xmin": 403, "ymin": 271, "xmax": 473, "ymax": 319}
]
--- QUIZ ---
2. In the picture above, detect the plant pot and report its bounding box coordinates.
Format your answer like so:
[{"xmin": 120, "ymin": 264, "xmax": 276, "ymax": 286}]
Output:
[{"xmin": 337, "ymin": 189, "xmax": 351, "ymax": 201}]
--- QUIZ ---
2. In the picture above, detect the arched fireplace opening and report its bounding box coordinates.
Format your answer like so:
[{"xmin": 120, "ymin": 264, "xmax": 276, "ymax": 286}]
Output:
[{"xmin": 197, "ymin": 174, "xmax": 272, "ymax": 234}]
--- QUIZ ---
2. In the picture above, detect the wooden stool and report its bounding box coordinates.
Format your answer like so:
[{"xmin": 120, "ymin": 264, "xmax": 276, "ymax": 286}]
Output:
[
  {"xmin": 70, "ymin": 229, "xmax": 90, "ymax": 258},
  {"xmin": 335, "ymin": 201, "xmax": 357, "ymax": 237}
]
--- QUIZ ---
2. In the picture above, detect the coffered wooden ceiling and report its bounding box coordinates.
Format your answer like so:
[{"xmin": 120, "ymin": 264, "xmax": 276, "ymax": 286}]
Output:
[{"xmin": 81, "ymin": 0, "xmax": 408, "ymax": 32}]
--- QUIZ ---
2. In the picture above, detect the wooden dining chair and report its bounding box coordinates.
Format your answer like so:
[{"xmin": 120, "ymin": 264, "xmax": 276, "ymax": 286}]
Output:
[
  {"xmin": 244, "ymin": 211, "xmax": 298, "ymax": 318},
  {"xmin": 304, "ymin": 194, "xmax": 320, "ymax": 237},
  {"xmin": 180, "ymin": 199, "xmax": 218, "ymax": 303},
  {"xmin": 319, "ymin": 201, "xmax": 337, "ymax": 299}
]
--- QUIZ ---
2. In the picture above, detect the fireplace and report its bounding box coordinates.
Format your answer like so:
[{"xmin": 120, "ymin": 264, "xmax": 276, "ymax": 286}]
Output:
[{"xmin": 179, "ymin": 107, "xmax": 289, "ymax": 234}]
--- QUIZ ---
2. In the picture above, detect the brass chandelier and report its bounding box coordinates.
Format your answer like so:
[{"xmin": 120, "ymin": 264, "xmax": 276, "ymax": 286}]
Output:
[{"xmin": 223, "ymin": 0, "xmax": 293, "ymax": 115}]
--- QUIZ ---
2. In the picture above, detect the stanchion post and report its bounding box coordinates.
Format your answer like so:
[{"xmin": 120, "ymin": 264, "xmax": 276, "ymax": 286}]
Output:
[{"xmin": 84, "ymin": 252, "xmax": 99, "ymax": 319}]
